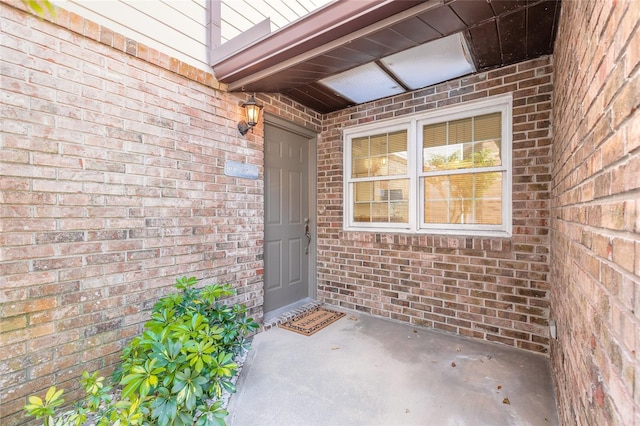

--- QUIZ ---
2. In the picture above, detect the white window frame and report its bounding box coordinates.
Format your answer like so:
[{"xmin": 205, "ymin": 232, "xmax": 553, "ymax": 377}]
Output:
[{"xmin": 343, "ymin": 94, "xmax": 512, "ymax": 237}]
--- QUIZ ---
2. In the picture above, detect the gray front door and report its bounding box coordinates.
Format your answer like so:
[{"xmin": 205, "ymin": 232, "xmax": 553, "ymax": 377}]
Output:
[{"xmin": 264, "ymin": 124, "xmax": 311, "ymax": 313}]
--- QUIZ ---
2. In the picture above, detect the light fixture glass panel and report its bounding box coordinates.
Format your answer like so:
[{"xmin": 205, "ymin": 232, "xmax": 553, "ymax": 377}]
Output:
[
  {"xmin": 246, "ymin": 104, "xmax": 261, "ymax": 126},
  {"xmin": 319, "ymin": 62, "xmax": 404, "ymax": 104},
  {"xmin": 381, "ymin": 33, "xmax": 476, "ymax": 90}
]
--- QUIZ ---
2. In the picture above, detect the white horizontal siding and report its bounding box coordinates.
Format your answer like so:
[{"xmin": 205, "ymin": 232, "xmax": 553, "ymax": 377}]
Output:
[
  {"xmin": 52, "ymin": 0, "xmax": 209, "ymax": 71},
  {"xmin": 52, "ymin": 0, "xmax": 334, "ymax": 72},
  {"xmin": 220, "ymin": 0, "xmax": 333, "ymax": 43}
]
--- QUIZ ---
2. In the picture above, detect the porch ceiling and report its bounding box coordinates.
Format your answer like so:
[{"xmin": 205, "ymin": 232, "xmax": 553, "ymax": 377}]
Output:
[{"xmin": 211, "ymin": 0, "xmax": 561, "ymax": 114}]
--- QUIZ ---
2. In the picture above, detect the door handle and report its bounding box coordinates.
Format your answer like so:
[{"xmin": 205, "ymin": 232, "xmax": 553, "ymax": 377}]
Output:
[{"xmin": 304, "ymin": 218, "xmax": 311, "ymax": 255}]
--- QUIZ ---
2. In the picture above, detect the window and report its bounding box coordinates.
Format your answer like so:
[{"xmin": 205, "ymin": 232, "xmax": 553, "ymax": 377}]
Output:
[
  {"xmin": 351, "ymin": 129, "xmax": 409, "ymax": 225},
  {"xmin": 344, "ymin": 94, "xmax": 512, "ymax": 236}
]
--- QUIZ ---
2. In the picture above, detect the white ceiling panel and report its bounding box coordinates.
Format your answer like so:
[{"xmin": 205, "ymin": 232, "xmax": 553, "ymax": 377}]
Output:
[
  {"xmin": 381, "ymin": 33, "xmax": 476, "ymax": 90},
  {"xmin": 320, "ymin": 62, "xmax": 405, "ymax": 104}
]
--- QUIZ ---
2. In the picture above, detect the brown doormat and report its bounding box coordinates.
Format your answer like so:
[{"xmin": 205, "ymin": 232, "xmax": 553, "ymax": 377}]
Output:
[{"xmin": 279, "ymin": 306, "xmax": 346, "ymax": 336}]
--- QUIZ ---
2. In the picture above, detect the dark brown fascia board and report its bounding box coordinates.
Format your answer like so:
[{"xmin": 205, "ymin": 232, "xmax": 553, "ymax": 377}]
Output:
[{"xmin": 211, "ymin": 0, "xmax": 434, "ymax": 86}]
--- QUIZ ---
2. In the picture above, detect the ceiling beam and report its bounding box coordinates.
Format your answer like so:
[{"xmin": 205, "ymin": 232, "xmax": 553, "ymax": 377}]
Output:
[{"xmin": 374, "ymin": 59, "xmax": 411, "ymax": 92}]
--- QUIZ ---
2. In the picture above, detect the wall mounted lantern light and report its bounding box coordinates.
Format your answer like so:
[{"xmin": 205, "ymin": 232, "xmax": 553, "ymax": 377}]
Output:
[{"xmin": 238, "ymin": 94, "xmax": 263, "ymax": 136}]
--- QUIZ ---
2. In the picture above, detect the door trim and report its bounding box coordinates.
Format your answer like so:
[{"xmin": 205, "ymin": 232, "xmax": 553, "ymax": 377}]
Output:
[{"xmin": 264, "ymin": 113, "xmax": 318, "ymax": 302}]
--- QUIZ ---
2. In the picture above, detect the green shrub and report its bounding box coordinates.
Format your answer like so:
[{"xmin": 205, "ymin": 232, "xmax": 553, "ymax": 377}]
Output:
[{"xmin": 24, "ymin": 276, "xmax": 259, "ymax": 426}]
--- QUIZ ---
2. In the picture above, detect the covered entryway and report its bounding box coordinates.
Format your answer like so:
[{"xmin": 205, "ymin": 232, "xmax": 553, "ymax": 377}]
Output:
[{"xmin": 263, "ymin": 115, "xmax": 317, "ymax": 315}]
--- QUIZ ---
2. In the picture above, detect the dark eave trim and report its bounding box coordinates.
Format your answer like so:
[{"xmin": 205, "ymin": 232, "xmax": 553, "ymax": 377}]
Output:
[{"xmin": 210, "ymin": 0, "xmax": 432, "ymax": 86}]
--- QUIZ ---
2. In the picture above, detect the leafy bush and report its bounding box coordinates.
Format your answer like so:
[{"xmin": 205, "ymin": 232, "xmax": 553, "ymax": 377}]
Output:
[{"xmin": 24, "ymin": 276, "xmax": 259, "ymax": 426}]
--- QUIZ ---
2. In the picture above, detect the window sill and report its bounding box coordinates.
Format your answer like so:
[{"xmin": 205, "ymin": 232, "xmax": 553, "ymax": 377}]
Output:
[{"xmin": 343, "ymin": 226, "xmax": 512, "ymax": 238}]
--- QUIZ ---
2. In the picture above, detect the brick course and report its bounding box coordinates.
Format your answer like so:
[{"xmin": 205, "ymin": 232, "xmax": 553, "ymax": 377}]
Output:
[
  {"xmin": 550, "ymin": 1, "xmax": 640, "ymax": 425},
  {"xmin": 0, "ymin": 3, "xmax": 265, "ymax": 424},
  {"xmin": 316, "ymin": 57, "xmax": 554, "ymax": 354}
]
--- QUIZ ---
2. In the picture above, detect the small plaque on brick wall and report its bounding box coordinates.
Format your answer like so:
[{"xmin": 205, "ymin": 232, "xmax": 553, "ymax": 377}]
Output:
[{"xmin": 224, "ymin": 160, "xmax": 259, "ymax": 180}]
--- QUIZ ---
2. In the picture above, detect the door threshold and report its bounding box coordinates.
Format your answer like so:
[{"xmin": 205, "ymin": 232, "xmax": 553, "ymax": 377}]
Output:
[{"xmin": 263, "ymin": 298, "xmax": 319, "ymax": 330}]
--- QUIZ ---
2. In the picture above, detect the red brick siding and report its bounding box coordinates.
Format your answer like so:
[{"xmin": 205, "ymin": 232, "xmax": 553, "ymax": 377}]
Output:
[
  {"xmin": 316, "ymin": 57, "xmax": 554, "ymax": 354},
  {"xmin": 0, "ymin": 3, "xmax": 265, "ymax": 424},
  {"xmin": 550, "ymin": 1, "xmax": 640, "ymax": 425},
  {"xmin": 259, "ymin": 92, "xmax": 323, "ymax": 133}
]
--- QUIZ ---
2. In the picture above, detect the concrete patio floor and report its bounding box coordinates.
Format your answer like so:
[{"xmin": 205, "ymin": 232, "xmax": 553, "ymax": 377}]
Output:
[{"xmin": 226, "ymin": 307, "xmax": 559, "ymax": 426}]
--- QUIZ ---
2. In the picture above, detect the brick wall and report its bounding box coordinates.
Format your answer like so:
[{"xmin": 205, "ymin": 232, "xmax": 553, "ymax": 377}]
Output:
[
  {"xmin": 259, "ymin": 92, "xmax": 323, "ymax": 134},
  {"xmin": 316, "ymin": 57, "xmax": 554, "ymax": 354},
  {"xmin": 5, "ymin": 0, "xmax": 638, "ymax": 423},
  {"xmin": 0, "ymin": 3, "xmax": 266, "ymax": 424},
  {"xmin": 550, "ymin": 1, "xmax": 640, "ymax": 424}
]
